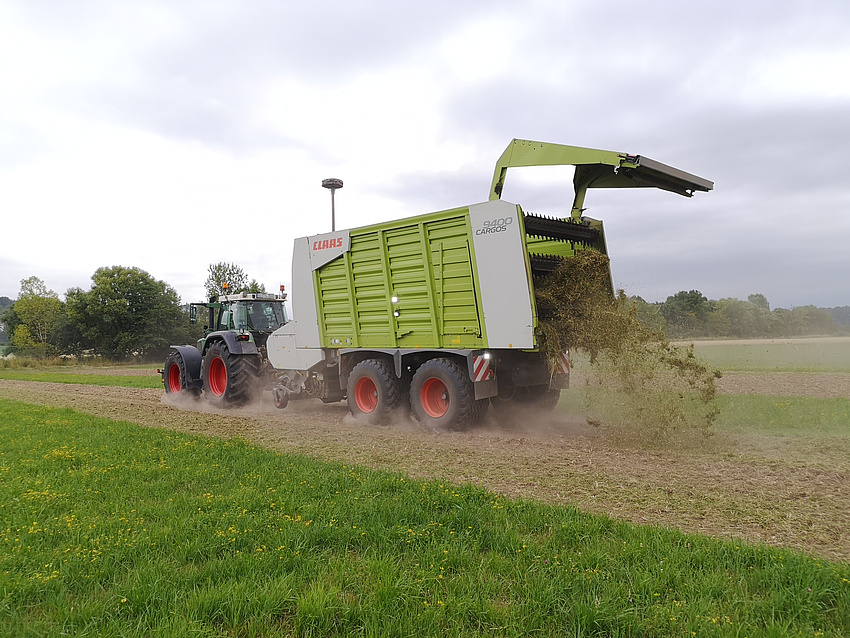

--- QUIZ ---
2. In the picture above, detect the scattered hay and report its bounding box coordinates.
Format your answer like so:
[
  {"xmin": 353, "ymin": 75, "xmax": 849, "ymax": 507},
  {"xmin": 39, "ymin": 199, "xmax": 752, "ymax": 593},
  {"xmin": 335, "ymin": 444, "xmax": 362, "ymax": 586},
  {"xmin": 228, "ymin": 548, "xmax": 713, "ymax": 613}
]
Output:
[{"xmin": 536, "ymin": 250, "xmax": 721, "ymax": 441}]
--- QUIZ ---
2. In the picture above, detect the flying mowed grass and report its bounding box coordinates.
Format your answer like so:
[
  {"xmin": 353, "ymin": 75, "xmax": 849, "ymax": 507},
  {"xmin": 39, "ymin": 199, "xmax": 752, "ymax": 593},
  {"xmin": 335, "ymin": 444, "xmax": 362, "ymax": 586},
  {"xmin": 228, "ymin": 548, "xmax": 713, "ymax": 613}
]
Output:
[
  {"xmin": 536, "ymin": 250, "xmax": 721, "ymax": 440},
  {"xmin": 1, "ymin": 399, "xmax": 848, "ymax": 637}
]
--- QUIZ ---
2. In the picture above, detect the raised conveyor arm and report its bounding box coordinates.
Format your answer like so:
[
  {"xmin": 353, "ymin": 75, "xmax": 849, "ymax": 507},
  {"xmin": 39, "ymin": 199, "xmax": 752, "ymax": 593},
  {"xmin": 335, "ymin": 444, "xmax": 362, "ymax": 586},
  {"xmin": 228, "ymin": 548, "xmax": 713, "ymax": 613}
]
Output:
[{"xmin": 489, "ymin": 139, "xmax": 714, "ymax": 219}]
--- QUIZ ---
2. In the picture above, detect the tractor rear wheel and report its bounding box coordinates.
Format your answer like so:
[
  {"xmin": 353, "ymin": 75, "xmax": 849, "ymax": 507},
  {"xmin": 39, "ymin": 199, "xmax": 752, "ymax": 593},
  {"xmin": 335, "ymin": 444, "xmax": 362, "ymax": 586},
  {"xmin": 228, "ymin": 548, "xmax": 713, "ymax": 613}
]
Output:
[
  {"xmin": 162, "ymin": 351, "xmax": 200, "ymax": 398},
  {"xmin": 409, "ymin": 358, "xmax": 488, "ymax": 431},
  {"xmin": 347, "ymin": 359, "xmax": 403, "ymax": 424},
  {"xmin": 202, "ymin": 341, "xmax": 260, "ymax": 408}
]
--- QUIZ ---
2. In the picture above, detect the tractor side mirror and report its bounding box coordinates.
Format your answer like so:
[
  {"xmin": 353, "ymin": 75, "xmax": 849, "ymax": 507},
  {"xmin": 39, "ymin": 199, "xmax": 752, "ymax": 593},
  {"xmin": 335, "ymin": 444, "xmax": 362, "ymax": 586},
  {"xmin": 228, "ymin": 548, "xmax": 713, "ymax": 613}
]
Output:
[{"xmin": 189, "ymin": 305, "xmax": 198, "ymax": 324}]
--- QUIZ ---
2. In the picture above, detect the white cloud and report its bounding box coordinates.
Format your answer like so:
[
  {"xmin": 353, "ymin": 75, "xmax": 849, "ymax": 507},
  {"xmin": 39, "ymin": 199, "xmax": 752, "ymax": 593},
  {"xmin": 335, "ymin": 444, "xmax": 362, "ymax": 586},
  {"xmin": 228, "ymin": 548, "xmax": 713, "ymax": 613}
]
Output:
[{"xmin": 1, "ymin": 0, "xmax": 849, "ymax": 311}]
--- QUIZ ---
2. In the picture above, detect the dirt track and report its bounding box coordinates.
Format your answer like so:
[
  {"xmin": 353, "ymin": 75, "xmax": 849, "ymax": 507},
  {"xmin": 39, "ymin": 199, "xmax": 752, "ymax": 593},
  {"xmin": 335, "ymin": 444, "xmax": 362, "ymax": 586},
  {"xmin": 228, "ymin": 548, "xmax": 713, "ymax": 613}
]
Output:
[{"xmin": 1, "ymin": 376, "xmax": 848, "ymax": 562}]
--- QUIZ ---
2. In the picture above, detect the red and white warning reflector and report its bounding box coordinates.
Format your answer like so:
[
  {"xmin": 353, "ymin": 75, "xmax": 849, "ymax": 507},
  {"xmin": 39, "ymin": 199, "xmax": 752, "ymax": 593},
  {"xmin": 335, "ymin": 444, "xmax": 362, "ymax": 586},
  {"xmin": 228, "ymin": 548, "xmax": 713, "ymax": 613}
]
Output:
[
  {"xmin": 472, "ymin": 354, "xmax": 495, "ymax": 382},
  {"xmin": 557, "ymin": 350, "xmax": 571, "ymax": 375}
]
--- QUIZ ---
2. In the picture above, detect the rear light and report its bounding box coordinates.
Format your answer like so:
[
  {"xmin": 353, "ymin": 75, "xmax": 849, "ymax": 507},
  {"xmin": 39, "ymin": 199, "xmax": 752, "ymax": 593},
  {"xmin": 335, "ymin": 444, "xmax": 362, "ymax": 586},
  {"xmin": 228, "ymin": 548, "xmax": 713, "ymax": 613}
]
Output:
[{"xmin": 237, "ymin": 334, "xmax": 250, "ymax": 342}]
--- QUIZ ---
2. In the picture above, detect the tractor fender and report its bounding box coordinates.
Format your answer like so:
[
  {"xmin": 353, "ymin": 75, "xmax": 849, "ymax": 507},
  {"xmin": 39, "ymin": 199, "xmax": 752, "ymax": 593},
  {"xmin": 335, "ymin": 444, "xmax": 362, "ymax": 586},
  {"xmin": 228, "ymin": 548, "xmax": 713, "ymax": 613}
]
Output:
[
  {"xmin": 203, "ymin": 331, "xmax": 260, "ymax": 357},
  {"xmin": 170, "ymin": 345, "xmax": 203, "ymax": 389}
]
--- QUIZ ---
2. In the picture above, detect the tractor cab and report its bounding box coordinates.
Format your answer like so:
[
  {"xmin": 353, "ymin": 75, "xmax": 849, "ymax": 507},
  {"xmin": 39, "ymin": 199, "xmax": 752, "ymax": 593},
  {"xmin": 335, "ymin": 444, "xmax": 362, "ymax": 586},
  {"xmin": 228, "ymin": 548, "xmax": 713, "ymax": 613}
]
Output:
[{"xmin": 190, "ymin": 291, "xmax": 288, "ymax": 348}]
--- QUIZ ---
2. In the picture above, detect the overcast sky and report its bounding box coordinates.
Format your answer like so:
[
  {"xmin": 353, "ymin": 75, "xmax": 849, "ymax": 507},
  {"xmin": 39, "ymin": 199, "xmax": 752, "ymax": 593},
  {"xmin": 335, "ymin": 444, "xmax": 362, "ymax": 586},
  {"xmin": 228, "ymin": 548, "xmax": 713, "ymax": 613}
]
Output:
[{"xmin": 2, "ymin": 0, "xmax": 849, "ymax": 310}]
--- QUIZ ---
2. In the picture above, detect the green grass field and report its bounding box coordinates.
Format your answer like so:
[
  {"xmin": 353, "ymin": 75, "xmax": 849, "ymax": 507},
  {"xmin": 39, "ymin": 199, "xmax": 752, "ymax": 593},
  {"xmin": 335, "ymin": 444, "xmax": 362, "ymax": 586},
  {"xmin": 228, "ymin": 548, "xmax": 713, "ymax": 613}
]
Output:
[
  {"xmin": 687, "ymin": 338, "xmax": 850, "ymax": 372},
  {"xmin": 1, "ymin": 398, "xmax": 847, "ymax": 637},
  {"xmin": 0, "ymin": 370, "xmax": 162, "ymax": 389},
  {"xmin": 714, "ymin": 395, "xmax": 850, "ymax": 435}
]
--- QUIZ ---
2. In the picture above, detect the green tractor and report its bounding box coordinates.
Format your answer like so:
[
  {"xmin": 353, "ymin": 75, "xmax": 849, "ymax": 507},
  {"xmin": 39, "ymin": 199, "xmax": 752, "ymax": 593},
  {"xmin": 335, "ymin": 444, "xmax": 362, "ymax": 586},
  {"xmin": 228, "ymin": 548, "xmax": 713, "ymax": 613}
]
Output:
[{"xmin": 161, "ymin": 290, "xmax": 288, "ymax": 407}]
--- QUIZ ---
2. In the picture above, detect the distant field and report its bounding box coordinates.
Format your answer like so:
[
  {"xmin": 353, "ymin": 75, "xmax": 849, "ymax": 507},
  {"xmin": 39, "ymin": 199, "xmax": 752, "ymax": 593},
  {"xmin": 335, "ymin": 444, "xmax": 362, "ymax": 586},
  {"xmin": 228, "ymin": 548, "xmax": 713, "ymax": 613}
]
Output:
[{"xmin": 684, "ymin": 337, "xmax": 850, "ymax": 372}]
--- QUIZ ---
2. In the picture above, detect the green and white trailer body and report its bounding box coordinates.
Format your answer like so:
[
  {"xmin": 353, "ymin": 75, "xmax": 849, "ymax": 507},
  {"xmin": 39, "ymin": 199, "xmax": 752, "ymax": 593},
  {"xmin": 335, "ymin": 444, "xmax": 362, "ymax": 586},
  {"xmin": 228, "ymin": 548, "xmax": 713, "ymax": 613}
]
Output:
[
  {"xmin": 267, "ymin": 199, "xmax": 567, "ymax": 368},
  {"xmin": 265, "ymin": 196, "xmax": 609, "ymax": 423}
]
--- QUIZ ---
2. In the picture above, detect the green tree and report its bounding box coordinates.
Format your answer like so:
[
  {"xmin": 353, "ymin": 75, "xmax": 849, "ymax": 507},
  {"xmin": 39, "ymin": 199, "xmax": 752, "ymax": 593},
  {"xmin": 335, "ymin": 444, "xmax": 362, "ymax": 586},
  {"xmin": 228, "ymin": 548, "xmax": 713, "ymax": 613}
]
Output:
[
  {"xmin": 659, "ymin": 290, "xmax": 714, "ymax": 338},
  {"xmin": 715, "ymin": 298, "xmax": 768, "ymax": 338},
  {"xmin": 767, "ymin": 307, "xmax": 792, "ymax": 337},
  {"xmin": 0, "ymin": 301, "xmax": 18, "ymax": 346},
  {"xmin": 7, "ymin": 277, "xmax": 63, "ymax": 357},
  {"xmin": 56, "ymin": 289, "xmax": 91, "ymax": 359},
  {"xmin": 747, "ymin": 293, "xmax": 770, "ymax": 312},
  {"xmin": 826, "ymin": 306, "xmax": 850, "ymax": 335},
  {"xmin": 64, "ymin": 266, "xmax": 195, "ymax": 361},
  {"xmin": 787, "ymin": 306, "xmax": 835, "ymax": 336},
  {"xmin": 706, "ymin": 307, "xmax": 732, "ymax": 337},
  {"xmin": 0, "ymin": 295, "xmax": 12, "ymax": 343},
  {"xmin": 204, "ymin": 262, "xmax": 266, "ymax": 299},
  {"xmin": 629, "ymin": 296, "xmax": 666, "ymax": 333}
]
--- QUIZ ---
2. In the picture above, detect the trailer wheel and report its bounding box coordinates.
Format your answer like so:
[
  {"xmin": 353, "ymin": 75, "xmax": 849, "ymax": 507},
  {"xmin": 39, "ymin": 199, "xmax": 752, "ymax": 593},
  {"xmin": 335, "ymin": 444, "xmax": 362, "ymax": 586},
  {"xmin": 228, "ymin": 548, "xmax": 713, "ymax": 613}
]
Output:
[
  {"xmin": 202, "ymin": 341, "xmax": 260, "ymax": 408},
  {"xmin": 492, "ymin": 385, "xmax": 560, "ymax": 417},
  {"xmin": 162, "ymin": 351, "xmax": 200, "ymax": 398},
  {"xmin": 517, "ymin": 385, "xmax": 561, "ymax": 411},
  {"xmin": 347, "ymin": 359, "xmax": 402, "ymax": 424},
  {"xmin": 409, "ymin": 358, "xmax": 487, "ymax": 430},
  {"xmin": 538, "ymin": 388, "xmax": 561, "ymax": 411}
]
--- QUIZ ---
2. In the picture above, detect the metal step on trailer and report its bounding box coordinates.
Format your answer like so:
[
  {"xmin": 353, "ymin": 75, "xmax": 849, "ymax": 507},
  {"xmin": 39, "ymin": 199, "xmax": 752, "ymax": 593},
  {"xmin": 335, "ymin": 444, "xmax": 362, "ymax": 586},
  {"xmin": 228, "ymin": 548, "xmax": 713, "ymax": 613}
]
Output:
[{"xmin": 523, "ymin": 213, "xmax": 599, "ymax": 244}]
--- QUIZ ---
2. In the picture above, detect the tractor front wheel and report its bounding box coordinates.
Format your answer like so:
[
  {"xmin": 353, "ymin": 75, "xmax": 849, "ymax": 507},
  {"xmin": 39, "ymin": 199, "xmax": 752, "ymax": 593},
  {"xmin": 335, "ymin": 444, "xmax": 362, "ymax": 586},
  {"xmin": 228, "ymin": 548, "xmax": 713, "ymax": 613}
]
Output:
[
  {"xmin": 202, "ymin": 341, "xmax": 260, "ymax": 408},
  {"xmin": 162, "ymin": 351, "xmax": 200, "ymax": 398}
]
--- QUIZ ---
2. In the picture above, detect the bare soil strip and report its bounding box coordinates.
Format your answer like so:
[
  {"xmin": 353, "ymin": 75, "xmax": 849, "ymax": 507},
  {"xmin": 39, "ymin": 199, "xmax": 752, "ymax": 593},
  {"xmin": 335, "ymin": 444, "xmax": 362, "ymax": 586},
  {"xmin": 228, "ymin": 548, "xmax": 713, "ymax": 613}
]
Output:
[
  {"xmin": 1, "ymin": 379, "xmax": 847, "ymax": 563},
  {"xmin": 717, "ymin": 372, "xmax": 850, "ymax": 399}
]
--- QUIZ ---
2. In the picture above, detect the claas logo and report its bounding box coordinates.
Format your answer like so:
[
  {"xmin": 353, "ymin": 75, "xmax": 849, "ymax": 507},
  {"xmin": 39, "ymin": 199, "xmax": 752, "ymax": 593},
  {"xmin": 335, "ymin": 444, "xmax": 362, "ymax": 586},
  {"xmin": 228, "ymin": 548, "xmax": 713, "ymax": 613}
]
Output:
[{"xmin": 312, "ymin": 238, "xmax": 344, "ymax": 251}]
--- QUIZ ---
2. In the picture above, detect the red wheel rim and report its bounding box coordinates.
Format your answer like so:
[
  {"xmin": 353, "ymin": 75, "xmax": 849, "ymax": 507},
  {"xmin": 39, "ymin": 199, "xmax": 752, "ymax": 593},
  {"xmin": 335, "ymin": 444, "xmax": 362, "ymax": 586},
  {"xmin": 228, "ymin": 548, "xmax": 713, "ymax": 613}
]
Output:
[
  {"xmin": 354, "ymin": 377, "xmax": 378, "ymax": 413},
  {"xmin": 208, "ymin": 357, "xmax": 227, "ymax": 396},
  {"xmin": 167, "ymin": 363, "xmax": 182, "ymax": 393},
  {"xmin": 420, "ymin": 377, "xmax": 449, "ymax": 418}
]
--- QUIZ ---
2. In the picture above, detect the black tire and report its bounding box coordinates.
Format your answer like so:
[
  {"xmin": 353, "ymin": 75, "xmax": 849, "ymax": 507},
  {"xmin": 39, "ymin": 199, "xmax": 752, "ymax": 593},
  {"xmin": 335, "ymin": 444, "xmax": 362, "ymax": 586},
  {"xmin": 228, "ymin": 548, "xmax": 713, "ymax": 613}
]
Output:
[
  {"xmin": 491, "ymin": 385, "xmax": 560, "ymax": 420},
  {"xmin": 539, "ymin": 388, "xmax": 561, "ymax": 411},
  {"xmin": 272, "ymin": 387, "xmax": 289, "ymax": 409},
  {"xmin": 347, "ymin": 359, "xmax": 403, "ymax": 424},
  {"xmin": 513, "ymin": 384, "xmax": 561, "ymax": 411},
  {"xmin": 162, "ymin": 351, "xmax": 200, "ymax": 398},
  {"xmin": 409, "ymin": 358, "xmax": 488, "ymax": 431},
  {"xmin": 202, "ymin": 341, "xmax": 260, "ymax": 408}
]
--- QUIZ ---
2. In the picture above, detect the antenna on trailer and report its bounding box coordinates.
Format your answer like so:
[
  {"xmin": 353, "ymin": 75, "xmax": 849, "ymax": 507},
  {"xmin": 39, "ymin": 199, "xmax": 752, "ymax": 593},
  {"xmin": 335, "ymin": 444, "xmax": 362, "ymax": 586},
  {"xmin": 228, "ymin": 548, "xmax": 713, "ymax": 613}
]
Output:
[{"xmin": 321, "ymin": 178, "xmax": 343, "ymax": 231}]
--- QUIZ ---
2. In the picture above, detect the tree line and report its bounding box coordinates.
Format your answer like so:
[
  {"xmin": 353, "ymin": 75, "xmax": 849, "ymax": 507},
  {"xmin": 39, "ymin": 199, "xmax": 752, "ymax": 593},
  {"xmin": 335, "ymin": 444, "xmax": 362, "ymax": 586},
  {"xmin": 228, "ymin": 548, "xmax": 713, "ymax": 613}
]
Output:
[
  {"xmin": 1, "ymin": 270, "xmax": 846, "ymax": 361},
  {"xmin": 633, "ymin": 291, "xmax": 846, "ymax": 339},
  {"xmin": 0, "ymin": 263, "xmax": 266, "ymax": 361}
]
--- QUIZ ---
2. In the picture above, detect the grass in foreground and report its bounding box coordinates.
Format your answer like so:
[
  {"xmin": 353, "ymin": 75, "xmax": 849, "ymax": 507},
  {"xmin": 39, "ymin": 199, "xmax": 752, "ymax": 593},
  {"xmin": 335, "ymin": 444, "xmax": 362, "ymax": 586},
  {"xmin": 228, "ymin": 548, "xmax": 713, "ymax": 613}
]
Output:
[
  {"xmin": 0, "ymin": 371, "xmax": 161, "ymax": 389},
  {"xmin": 1, "ymin": 399, "xmax": 848, "ymax": 637}
]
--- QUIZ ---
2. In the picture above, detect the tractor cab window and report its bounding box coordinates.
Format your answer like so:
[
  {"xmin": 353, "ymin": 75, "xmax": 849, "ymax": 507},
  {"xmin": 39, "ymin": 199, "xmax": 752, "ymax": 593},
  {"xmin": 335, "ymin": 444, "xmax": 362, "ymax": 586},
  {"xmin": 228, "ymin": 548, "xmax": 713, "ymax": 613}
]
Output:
[
  {"xmin": 246, "ymin": 301, "xmax": 288, "ymax": 331},
  {"xmin": 233, "ymin": 304, "xmax": 249, "ymax": 332},
  {"xmin": 218, "ymin": 309, "xmax": 230, "ymax": 331}
]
